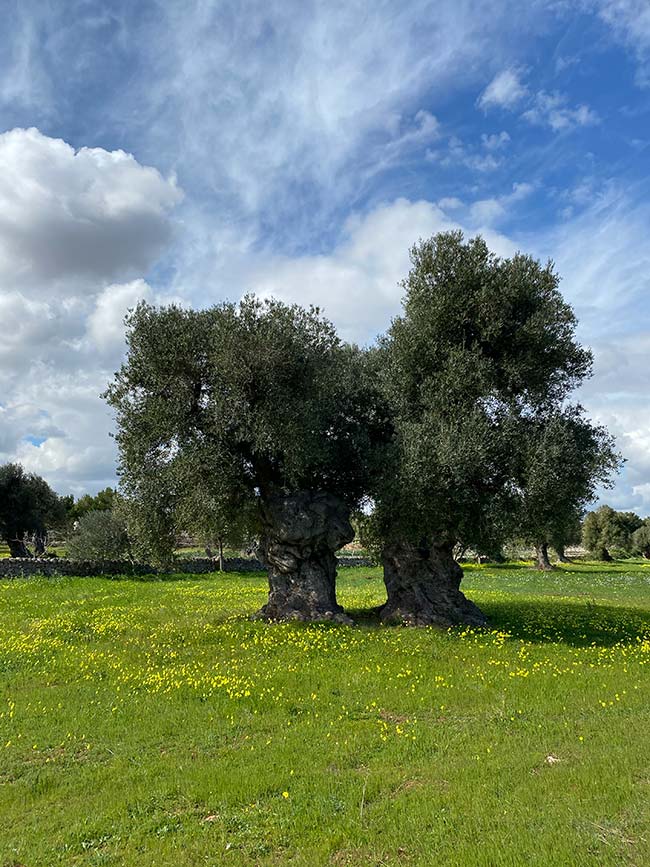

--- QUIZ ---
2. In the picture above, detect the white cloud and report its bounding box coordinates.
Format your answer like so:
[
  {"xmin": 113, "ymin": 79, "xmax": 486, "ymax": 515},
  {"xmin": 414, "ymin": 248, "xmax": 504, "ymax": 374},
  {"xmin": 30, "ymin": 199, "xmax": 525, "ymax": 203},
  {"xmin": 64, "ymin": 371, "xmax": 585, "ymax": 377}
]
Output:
[
  {"xmin": 478, "ymin": 68, "xmax": 528, "ymax": 110},
  {"xmin": 85, "ymin": 280, "xmax": 153, "ymax": 356},
  {"xmin": 0, "ymin": 128, "xmax": 182, "ymax": 292},
  {"xmin": 437, "ymin": 197, "xmax": 464, "ymax": 211},
  {"xmin": 428, "ymin": 134, "xmax": 506, "ymax": 172},
  {"xmin": 244, "ymin": 197, "xmax": 516, "ymax": 344},
  {"xmin": 478, "ymin": 72, "xmax": 599, "ymax": 134},
  {"xmin": 522, "ymin": 91, "xmax": 600, "ymax": 130},
  {"xmin": 469, "ymin": 182, "xmax": 535, "ymax": 226},
  {"xmin": 592, "ymin": 0, "xmax": 650, "ymax": 86},
  {"xmin": 0, "ymin": 128, "xmax": 185, "ymax": 494},
  {"xmin": 481, "ymin": 131, "xmax": 511, "ymax": 150}
]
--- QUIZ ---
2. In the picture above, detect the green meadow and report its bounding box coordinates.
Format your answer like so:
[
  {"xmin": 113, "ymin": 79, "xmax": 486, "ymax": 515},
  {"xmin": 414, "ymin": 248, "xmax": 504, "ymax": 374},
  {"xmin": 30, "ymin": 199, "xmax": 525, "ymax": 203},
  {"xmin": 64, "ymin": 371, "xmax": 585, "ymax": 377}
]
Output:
[{"xmin": 1, "ymin": 563, "xmax": 649, "ymax": 866}]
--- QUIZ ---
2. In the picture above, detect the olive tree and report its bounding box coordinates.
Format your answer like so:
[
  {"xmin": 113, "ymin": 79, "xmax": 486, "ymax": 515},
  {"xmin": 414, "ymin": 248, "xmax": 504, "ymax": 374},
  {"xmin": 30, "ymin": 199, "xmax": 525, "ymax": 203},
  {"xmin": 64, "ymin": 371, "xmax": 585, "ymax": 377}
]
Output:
[
  {"xmin": 513, "ymin": 408, "xmax": 620, "ymax": 570},
  {"xmin": 66, "ymin": 510, "xmax": 131, "ymax": 561},
  {"xmin": 583, "ymin": 505, "xmax": 642, "ymax": 560},
  {"xmin": 0, "ymin": 463, "xmax": 65, "ymax": 557},
  {"xmin": 70, "ymin": 487, "xmax": 117, "ymax": 521},
  {"xmin": 632, "ymin": 520, "xmax": 650, "ymax": 559},
  {"xmin": 104, "ymin": 296, "xmax": 386, "ymax": 623},
  {"xmin": 369, "ymin": 231, "xmax": 594, "ymax": 626}
]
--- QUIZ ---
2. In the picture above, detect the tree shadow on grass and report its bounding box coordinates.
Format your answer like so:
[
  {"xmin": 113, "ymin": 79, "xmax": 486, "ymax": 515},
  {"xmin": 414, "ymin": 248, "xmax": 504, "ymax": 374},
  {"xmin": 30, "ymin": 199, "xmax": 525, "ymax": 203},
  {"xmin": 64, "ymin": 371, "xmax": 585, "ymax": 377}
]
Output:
[
  {"xmin": 345, "ymin": 597, "xmax": 650, "ymax": 648},
  {"xmin": 478, "ymin": 597, "xmax": 650, "ymax": 647}
]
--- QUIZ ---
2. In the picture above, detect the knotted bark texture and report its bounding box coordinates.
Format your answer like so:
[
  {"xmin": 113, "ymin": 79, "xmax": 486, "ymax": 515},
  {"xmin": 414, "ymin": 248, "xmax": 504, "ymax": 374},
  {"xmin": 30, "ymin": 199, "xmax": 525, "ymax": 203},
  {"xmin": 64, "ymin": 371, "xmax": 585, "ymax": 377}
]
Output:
[
  {"xmin": 255, "ymin": 491, "xmax": 354, "ymax": 624},
  {"xmin": 380, "ymin": 541, "xmax": 488, "ymax": 627}
]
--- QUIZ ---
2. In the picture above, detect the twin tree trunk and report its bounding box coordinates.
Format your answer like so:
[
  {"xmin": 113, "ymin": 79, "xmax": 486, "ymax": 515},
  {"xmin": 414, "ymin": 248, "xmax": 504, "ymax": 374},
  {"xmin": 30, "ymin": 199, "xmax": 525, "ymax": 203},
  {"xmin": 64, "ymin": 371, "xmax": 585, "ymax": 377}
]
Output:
[
  {"xmin": 379, "ymin": 541, "xmax": 488, "ymax": 627},
  {"xmin": 254, "ymin": 492, "xmax": 487, "ymax": 629},
  {"xmin": 255, "ymin": 491, "xmax": 354, "ymax": 624}
]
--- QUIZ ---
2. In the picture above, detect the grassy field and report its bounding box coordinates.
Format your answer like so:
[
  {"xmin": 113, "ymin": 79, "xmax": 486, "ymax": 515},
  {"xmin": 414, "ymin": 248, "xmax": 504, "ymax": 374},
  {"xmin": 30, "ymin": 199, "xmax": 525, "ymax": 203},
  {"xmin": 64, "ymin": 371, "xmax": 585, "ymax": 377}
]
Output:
[{"xmin": 1, "ymin": 563, "xmax": 649, "ymax": 866}]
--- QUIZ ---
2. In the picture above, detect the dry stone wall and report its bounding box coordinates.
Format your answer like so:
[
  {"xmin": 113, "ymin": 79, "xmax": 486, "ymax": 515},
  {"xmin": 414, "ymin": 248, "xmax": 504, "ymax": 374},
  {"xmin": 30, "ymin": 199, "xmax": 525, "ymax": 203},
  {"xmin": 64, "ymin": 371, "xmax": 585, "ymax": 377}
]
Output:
[{"xmin": 0, "ymin": 555, "xmax": 373, "ymax": 579}]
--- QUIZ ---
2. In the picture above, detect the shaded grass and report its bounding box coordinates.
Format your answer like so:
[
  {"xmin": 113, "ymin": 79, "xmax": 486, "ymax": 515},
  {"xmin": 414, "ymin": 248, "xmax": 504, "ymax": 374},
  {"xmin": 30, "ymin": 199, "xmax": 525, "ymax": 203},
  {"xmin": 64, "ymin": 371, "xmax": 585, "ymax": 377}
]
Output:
[{"xmin": 0, "ymin": 564, "xmax": 649, "ymax": 866}]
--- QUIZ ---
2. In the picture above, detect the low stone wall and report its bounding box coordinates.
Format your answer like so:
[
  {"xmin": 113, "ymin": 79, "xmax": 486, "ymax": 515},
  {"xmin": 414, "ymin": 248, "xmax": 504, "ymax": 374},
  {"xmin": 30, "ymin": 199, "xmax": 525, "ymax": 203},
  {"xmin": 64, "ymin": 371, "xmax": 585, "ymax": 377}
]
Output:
[{"xmin": 0, "ymin": 555, "xmax": 374, "ymax": 579}]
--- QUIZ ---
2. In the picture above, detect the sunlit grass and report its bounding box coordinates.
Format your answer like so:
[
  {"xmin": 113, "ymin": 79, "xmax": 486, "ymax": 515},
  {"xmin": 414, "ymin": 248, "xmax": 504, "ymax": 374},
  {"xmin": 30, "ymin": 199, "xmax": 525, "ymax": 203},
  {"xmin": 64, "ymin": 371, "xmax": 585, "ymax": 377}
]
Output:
[{"xmin": 1, "ymin": 564, "xmax": 649, "ymax": 865}]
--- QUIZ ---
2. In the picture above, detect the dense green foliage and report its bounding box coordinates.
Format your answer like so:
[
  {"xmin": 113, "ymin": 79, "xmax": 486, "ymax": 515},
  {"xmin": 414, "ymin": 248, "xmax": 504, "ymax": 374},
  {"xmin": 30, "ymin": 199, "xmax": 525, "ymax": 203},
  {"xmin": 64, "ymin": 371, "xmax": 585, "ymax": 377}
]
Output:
[
  {"xmin": 2, "ymin": 564, "xmax": 649, "ymax": 866},
  {"xmin": 104, "ymin": 296, "xmax": 387, "ymax": 563},
  {"xmin": 583, "ymin": 505, "xmax": 644, "ymax": 560},
  {"xmin": 369, "ymin": 232, "xmax": 595, "ymax": 553},
  {"xmin": 0, "ymin": 463, "xmax": 66, "ymax": 555},
  {"xmin": 514, "ymin": 408, "xmax": 620, "ymax": 559},
  {"xmin": 68, "ymin": 487, "xmax": 117, "ymax": 521},
  {"xmin": 632, "ymin": 520, "xmax": 650, "ymax": 558},
  {"xmin": 66, "ymin": 510, "xmax": 131, "ymax": 561}
]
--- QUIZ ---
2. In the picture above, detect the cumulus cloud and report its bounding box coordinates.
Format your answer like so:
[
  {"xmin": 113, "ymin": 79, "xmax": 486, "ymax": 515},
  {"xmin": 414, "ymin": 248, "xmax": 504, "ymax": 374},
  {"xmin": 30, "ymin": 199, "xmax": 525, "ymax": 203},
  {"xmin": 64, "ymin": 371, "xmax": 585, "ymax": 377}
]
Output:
[
  {"xmin": 469, "ymin": 182, "xmax": 535, "ymax": 226},
  {"xmin": 0, "ymin": 128, "xmax": 182, "ymax": 291},
  {"xmin": 244, "ymin": 197, "xmax": 517, "ymax": 344},
  {"xmin": 0, "ymin": 128, "xmax": 183, "ymax": 493},
  {"xmin": 85, "ymin": 280, "xmax": 153, "ymax": 356}
]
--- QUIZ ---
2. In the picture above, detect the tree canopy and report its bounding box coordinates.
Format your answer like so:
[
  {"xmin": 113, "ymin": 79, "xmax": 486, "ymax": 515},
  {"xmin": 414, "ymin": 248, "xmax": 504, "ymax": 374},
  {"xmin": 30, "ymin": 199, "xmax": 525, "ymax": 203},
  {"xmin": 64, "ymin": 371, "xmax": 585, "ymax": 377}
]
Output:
[
  {"xmin": 371, "ymin": 231, "xmax": 594, "ymax": 552},
  {"xmin": 104, "ymin": 295, "xmax": 389, "ymax": 618},
  {"xmin": 583, "ymin": 506, "xmax": 643, "ymax": 560},
  {"xmin": 0, "ymin": 463, "xmax": 65, "ymax": 556},
  {"xmin": 69, "ymin": 487, "xmax": 117, "ymax": 521},
  {"xmin": 513, "ymin": 407, "xmax": 620, "ymax": 568},
  {"xmin": 365, "ymin": 231, "xmax": 608, "ymax": 623},
  {"xmin": 66, "ymin": 509, "xmax": 131, "ymax": 562}
]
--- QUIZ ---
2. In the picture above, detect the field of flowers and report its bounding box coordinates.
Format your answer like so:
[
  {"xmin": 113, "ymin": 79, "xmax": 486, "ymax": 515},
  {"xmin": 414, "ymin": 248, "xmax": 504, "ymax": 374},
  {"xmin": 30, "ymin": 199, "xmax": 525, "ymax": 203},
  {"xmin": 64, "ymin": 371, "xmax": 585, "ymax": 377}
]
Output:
[{"xmin": 1, "ymin": 563, "xmax": 649, "ymax": 866}]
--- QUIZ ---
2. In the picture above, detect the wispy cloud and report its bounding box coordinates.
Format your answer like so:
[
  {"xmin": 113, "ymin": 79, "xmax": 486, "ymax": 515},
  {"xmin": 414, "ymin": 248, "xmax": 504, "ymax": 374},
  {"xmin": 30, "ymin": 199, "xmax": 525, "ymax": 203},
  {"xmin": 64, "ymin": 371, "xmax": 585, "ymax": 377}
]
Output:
[
  {"xmin": 478, "ymin": 68, "xmax": 529, "ymax": 110},
  {"xmin": 591, "ymin": 0, "xmax": 650, "ymax": 86},
  {"xmin": 522, "ymin": 91, "xmax": 600, "ymax": 130}
]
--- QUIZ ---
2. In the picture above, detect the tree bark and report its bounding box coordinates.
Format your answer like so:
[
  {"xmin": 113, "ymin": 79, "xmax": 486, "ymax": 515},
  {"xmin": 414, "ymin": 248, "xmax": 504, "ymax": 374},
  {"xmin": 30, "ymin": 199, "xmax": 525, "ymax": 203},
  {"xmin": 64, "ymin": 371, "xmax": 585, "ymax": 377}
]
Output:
[
  {"xmin": 254, "ymin": 491, "xmax": 354, "ymax": 624},
  {"xmin": 643, "ymin": 547, "xmax": 650, "ymax": 560},
  {"xmin": 600, "ymin": 547, "xmax": 613, "ymax": 562},
  {"xmin": 554, "ymin": 544, "xmax": 571, "ymax": 563},
  {"xmin": 379, "ymin": 541, "xmax": 488, "ymax": 627},
  {"xmin": 535, "ymin": 542, "xmax": 554, "ymax": 570},
  {"xmin": 34, "ymin": 534, "xmax": 47, "ymax": 556},
  {"xmin": 218, "ymin": 538, "xmax": 225, "ymax": 573},
  {"xmin": 8, "ymin": 536, "xmax": 32, "ymax": 558}
]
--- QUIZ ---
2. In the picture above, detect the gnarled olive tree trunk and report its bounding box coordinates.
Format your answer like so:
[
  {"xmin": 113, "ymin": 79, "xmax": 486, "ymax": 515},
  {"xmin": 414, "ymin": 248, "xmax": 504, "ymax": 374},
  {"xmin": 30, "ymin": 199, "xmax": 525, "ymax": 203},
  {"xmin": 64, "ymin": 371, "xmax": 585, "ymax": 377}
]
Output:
[
  {"xmin": 255, "ymin": 491, "xmax": 354, "ymax": 624},
  {"xmin": 535, "ymin": 542, "xmax": 554, "ymax": 570},
  {"xmin": 554, "ymin": 544, "xmax": 571, "ymax": 563},
  {"xmin": 379, "ymin": 541, "xmax": 487, "ymax": 627},
  {"xmin": 8, "ymin": 536, "xmax": 32, "ymax": 557}
]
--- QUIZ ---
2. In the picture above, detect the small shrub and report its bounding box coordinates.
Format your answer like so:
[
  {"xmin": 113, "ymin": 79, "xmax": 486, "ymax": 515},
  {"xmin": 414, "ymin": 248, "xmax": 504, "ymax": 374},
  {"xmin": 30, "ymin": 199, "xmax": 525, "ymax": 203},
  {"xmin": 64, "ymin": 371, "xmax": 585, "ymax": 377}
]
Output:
[{"xmin": 67, "ymin": 510, "xmax": 131, "ymax": 561}]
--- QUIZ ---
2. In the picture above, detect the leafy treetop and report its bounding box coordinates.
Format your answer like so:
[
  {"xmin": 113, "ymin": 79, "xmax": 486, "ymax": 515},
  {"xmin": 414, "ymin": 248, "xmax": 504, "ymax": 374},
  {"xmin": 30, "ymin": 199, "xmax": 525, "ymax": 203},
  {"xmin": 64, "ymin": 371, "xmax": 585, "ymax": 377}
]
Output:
[{"xmin": 370, "ymin": 231, "xmax": 597, "ymax": 551}]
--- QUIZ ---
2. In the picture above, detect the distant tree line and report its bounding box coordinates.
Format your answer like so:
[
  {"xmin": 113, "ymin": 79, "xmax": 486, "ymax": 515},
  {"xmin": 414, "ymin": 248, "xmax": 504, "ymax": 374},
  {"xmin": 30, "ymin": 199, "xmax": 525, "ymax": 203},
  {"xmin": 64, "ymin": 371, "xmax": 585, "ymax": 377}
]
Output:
[{"xmin": 0, "ymin": 470, "xmax": 120, "ymax": 558}]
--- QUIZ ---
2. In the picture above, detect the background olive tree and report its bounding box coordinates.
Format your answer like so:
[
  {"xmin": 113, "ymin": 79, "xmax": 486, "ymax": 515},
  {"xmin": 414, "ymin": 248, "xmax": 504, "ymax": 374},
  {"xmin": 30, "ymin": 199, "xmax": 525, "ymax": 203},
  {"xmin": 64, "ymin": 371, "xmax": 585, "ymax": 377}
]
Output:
[
  {"xmin": 583, "ymin": 505, "xmax": 643, "ymax": 560},
  {"xmin": 0, "ymin": 463, "xmax": 66, "ymax": 556},
  {"xmin": 514, "ymin": 408, "xmax": 620, "ymax": 569},
  {"xmin": 66, "ymin": 509, "xmax": 131, "ymax": 561}
]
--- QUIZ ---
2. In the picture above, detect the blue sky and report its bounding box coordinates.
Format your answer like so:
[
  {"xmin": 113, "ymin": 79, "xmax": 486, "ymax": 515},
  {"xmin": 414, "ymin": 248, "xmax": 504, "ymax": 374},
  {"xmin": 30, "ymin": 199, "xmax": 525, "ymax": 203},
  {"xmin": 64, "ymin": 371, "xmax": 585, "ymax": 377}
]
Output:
[{"xmin": 0, "ymin": 0, "xmax": 649, "ymax": 511}]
